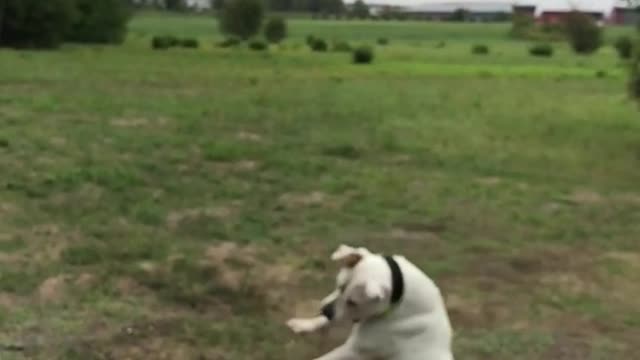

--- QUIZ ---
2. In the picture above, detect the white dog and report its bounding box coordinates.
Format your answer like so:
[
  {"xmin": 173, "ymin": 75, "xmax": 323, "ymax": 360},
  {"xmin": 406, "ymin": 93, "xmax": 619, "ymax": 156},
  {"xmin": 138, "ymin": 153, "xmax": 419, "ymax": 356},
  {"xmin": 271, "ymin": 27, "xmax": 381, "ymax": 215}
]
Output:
[{"xmin": 286, "ymin": 245, "xmax": 454, "ymax": 360}]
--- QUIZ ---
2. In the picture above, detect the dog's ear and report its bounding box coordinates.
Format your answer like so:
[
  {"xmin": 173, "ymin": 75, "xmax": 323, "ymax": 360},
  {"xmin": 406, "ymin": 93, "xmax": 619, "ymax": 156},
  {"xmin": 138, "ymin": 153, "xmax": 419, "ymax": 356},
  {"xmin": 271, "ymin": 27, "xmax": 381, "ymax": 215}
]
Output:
[{"xmin": 331, "ymin": 244, "xmax": 367, "ymax": 268}]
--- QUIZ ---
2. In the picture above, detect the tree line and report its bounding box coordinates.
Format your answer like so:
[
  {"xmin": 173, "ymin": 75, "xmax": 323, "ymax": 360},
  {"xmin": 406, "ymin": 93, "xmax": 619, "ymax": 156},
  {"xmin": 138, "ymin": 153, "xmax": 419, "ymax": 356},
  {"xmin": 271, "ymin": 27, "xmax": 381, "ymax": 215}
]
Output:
[{"xmin": 132, "ymin": 0, "xmax": 371, "ymax": 18}]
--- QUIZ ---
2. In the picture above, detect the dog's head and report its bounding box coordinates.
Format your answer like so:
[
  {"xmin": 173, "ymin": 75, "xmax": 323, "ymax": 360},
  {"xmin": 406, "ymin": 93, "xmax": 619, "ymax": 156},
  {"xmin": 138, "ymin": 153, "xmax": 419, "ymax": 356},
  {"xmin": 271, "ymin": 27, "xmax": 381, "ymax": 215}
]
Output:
[{"xmin": 320, "ymin": 245, "xmax": 393, "ymax": 322}]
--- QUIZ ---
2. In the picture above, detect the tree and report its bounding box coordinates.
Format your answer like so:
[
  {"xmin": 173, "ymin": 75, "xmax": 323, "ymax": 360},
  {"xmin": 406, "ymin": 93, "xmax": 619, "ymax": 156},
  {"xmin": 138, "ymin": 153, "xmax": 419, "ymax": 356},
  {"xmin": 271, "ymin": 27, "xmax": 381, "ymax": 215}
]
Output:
[
  {"xmin": 0, "ymin": 0, "xmax": 76, "ymax": 49},
  {"xmin": 266, "ymin": 0, "xmax": 293, "ymax": 12},
  {"xmin": 165, "ymin": 0, "xmax": 187, "ymax": 11},
  {"xmin": 324, "ymin": 0, "xmax": 345, "ymax": 16},
  {"xmin": 351, "ymin": 0, "xmax": 369, "ymax": 19},
  {"xmin": 565, "ymin": 11, "xmax": 602, "ymax": 54},
  {"xmin": 448, "ymin": 8, "xmax": 469, "ymax": 22},
  {"xmin": 264, "ymin": 17, "xmax": 287, "ymax": 43},
  {"xmin": 211, "ymin": 0, "xmax": 226, "ymax": 11},
  {"xmin": 67, "ymin": 0, "xmax": 132, "ymax": 44},
  {"xmin": 219, "ymin": 0, "xmax": 264, "ymax": 40},
  {"xmin": 631, "ymin": 42, "xmax": 639, "ymax": 102}
]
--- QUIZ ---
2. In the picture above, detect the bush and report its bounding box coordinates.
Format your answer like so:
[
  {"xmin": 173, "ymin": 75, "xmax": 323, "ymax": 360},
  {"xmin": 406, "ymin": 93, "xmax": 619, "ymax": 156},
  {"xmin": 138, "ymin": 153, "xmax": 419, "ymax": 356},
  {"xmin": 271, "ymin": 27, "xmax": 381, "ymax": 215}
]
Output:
[
  {"xmin": 435, "ymin": 41, "xmax": 446, "ymax": 48},
  {"xmin": 614, "ymin": 36, "xmax": 633, "ymax": 60},
  {"xmin": 180, "ymin": 38, "xmax": 200, "ymax": 48},
  {"xmin": 0, "ymin": 0, "xmax": 76, "ymax": 49},
  {"xmin": 248, "ymin": 39, "xmax": 267, "ymax": 51},
  {"xmin": 565, "ymin": 11, "xmax": 602, "ymax": 55},
  {"xmin": 529, "ymin": 43, "xmax": 554, "ymax": 57},
  {"xmin": 310, "ymin": 38, "xmax": 328, "ymax": 52},
  {"xmin": 631, "ymin": 40, "xmax": 640, "ymax": 102},
  {"xmin": 306, "ymin": 34, "xmax": 316, "ymax": 47},
  {"xmin": 219, "ymin": 0, "xmax": 264, "ymax": 40},
  {"xmin": 472, "ymin": 44, "xmax": 489, "ymax": 55},
  {"xmin": 333, "ymin": 40, "xmax": 351, "ymax": 52},
  {"xmin": 66, "ymin": 0, "xmax": 132, "ymax": 44},
  {"xmin": 151, "ymin": 36, "xmax": 172, "ymax": 50},
  {"xmin": 353, "ymin": 45, "xmax": 374, "ymax": 64},
  {"xmin": 264, "ymin": 17, "xmax": 287, "ymax": 44},
  {"xmin": 218, "ymin": 37, "xmax": 241, "ymax": 48},
  {"xmin": 377, "ymin": 37, "xmax": 389, "ymax": 45}
]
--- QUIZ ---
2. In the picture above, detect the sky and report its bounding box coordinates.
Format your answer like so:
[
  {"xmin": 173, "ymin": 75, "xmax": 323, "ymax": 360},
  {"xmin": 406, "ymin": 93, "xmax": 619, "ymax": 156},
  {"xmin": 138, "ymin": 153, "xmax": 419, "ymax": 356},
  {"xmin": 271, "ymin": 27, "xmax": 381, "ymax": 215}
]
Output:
[{"xmin": 351, "ymin": 0, "xmax": 632, "ymax": 8}]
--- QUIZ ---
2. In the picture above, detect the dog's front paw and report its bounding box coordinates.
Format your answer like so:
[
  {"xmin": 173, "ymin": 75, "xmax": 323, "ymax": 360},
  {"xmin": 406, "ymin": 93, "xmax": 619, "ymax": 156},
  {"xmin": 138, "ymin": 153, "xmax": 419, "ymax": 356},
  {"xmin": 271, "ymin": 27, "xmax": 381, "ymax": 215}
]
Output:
[{"xmin": 286, "ymin": 318, "xmax": 319, "ymax": 334}]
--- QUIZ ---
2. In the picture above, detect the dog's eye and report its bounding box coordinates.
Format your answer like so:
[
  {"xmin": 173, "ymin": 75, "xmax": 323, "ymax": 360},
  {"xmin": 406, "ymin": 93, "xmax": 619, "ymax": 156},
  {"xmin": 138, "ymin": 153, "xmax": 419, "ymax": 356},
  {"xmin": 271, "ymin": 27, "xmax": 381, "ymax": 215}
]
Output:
[{"xmin": 346, "ymin": 299, "xmax": 357, "ymax": 307}]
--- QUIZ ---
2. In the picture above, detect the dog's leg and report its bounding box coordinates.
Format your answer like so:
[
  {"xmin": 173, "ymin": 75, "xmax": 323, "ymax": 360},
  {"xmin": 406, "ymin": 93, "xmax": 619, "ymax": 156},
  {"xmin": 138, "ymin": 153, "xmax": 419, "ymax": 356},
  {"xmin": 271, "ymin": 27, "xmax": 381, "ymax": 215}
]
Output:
[
  {"xmin": 287, "ymin": 290, "xmax": 341, "ymax": 334},
  {"xmin": 286, "ymin": 315, "xmax": 330, "ymax": 334},
  {"xmin": 313, "ymin": 344, "xmax": 359, "ymax": 360}
]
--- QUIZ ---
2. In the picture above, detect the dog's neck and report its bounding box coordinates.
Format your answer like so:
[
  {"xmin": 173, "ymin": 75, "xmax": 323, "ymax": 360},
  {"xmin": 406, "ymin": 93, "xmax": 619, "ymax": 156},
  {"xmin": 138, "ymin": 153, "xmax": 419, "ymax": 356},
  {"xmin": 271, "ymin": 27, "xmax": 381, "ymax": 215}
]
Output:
[{"xmin": 383, "ymin": 255, "xmax": 404, "ymax": 306}]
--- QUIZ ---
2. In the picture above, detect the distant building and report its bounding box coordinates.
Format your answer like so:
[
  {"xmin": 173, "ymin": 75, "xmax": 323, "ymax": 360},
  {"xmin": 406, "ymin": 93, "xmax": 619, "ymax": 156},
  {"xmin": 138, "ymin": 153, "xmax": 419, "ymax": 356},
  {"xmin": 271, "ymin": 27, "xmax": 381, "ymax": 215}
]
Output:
[
  {"xmin": 392, "ymin": 0, "xmax": 638, "ymax": 25},
  {"xmin": 534, "ymin": 0, "xmax": 637, "ymax": 26},
  {"xmin": 186, "ymin": 0, "xmax": 211, "ymax": 10},
  {"xmin": 402, "ymin": 2, "xmax": 514, "ymax": 22}
]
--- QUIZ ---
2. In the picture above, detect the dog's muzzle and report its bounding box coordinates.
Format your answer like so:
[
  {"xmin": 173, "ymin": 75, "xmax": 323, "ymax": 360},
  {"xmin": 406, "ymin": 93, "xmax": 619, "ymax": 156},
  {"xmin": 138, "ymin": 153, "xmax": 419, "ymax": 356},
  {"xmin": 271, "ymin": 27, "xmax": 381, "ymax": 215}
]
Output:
[{"xmin": 321, "ymin": 301, "xmax": 336, "ymax": 320}]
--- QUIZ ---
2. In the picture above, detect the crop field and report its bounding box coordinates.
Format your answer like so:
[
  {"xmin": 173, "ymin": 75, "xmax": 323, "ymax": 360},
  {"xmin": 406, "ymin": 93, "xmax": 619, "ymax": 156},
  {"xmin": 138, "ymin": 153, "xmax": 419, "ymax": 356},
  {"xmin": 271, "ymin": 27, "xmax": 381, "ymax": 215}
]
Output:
[{"xmin": 0, "ymin": 12, "xmax": 639, "ymax": 360}]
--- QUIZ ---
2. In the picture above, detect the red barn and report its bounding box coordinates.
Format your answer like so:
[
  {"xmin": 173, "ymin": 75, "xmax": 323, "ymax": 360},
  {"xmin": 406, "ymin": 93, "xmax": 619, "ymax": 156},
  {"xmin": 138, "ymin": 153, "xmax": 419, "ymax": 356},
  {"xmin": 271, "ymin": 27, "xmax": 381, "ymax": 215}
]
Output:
[{"xmin": 533, "ymin": 0, "xmax": 632, "ymax": 26}]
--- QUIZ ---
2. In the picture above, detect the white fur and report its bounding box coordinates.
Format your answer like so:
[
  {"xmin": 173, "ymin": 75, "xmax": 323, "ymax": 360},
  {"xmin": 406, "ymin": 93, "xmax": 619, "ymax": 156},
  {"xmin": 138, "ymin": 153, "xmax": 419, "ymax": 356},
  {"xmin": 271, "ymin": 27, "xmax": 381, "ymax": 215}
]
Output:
[{"xmin": 286, "ymin": 245, "xmax": 454, "ymax": 360}]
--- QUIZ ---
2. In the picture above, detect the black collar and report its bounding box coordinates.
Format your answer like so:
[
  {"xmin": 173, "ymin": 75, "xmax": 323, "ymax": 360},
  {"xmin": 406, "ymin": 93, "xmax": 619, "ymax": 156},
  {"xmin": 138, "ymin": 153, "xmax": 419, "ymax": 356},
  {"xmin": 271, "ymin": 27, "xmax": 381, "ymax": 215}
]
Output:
[{"xmin": 383, "ymin": 255, "xmax": 404, "ymax": 305}]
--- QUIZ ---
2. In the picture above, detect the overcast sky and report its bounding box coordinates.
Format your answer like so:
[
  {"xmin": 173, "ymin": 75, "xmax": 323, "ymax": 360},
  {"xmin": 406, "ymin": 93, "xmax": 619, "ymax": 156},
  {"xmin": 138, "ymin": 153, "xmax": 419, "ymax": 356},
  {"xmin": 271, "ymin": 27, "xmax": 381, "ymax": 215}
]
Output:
[{"xmin": 348, "ymin": 0, "xmax": 630, "ymax": 8}]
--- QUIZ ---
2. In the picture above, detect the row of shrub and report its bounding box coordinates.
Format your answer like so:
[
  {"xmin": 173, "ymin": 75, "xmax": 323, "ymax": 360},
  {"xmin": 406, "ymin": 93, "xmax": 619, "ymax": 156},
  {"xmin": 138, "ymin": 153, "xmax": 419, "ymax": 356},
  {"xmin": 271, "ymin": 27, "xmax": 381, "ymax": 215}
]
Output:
[
  {"xmin": 152, "ymin": 36, "xmax": 200, "ymax": 50},
  {"xmin": 0, "ymin": 0, "xmax": 131, "ymax": 49}
]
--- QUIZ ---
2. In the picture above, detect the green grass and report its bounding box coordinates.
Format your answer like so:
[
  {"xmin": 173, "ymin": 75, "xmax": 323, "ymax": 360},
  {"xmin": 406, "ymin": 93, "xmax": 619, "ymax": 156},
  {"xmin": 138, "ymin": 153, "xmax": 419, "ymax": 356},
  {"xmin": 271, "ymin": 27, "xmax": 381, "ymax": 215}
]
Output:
[{"xmin": 0, "ymin": 12, "xmax": 639, "ymax": 360}]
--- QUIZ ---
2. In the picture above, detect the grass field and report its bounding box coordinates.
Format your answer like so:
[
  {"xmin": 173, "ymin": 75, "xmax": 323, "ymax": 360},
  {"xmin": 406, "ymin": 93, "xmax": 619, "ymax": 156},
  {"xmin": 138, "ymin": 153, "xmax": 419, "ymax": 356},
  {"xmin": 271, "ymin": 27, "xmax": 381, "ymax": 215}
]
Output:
[{"xmin": 1, "ymin": 12, "xmax": 639, "ymax": 360}]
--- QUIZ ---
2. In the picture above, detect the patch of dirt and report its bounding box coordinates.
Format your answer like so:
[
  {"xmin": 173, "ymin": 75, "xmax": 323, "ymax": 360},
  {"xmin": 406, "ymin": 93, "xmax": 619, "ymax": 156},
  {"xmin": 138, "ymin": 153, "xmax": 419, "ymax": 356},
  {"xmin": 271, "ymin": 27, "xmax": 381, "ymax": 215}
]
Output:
[
  {"xmin": 443, "ymin": 246, "xmax": 602, "ymax": 329},
  {"xmin": 538, "ymin": 272, "xmax": 598, "ymax": 296},
  {"xmin": 204, "ymin": 242, "xmax": 305, "ymax": 309},
  {"xmin": 166, "ymin": 204, "xmax": 239, "ymax": 230},
  {"xmin": 610, "ymin": 192, "xmax": 640, "ymax": 205},
  {"xmin": 277, "ymin": 191, "xmax": 348, "ymax": 210},
  {"xmin": 115, "ymin": 277, "xmax": 146, "ymax": 296},
  {"xmin": 542, "ymin": 333, "xmax": 593, "ymax": 360},
  {"xmin": 562, "ymin": 189, "xmax": 603, "ymax": 205},
  {"xmin": 212, "ymin": 160, "xmax": 261, "ymax": 173},
  {"xmin": 0, "ymin": 292, "xmax": 21, "ymax": 310},
  {"xmin": 0, "ymin": 202, "xmax": 17, "ymax": 215},
  {"xmin": 474, "ymin": 177, "xmax": 502, "ymax": 186},
  {"xmin": 74, "ymin": 273, "xmax": 98, "ymax": 290},
  {"xmin": 236, "ymin": 131, "xmax": 263, "ymax": 142},
  {"xmin": 38, "ymin": 275, "xmax": 71, "ymax": 304},
  {"xmin": 110, "ymin": 116, "xmax": 169, "ymax": 128}
]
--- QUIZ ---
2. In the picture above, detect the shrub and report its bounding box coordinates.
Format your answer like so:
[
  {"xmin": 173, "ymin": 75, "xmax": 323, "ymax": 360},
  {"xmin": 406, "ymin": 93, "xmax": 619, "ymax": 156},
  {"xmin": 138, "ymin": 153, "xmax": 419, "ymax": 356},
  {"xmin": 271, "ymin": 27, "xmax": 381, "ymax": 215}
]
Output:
[
  {"xmin": 631, "ymin": 39, "xmax": 640, "ymax": 102},
  {"xmin": 435, "ymin": 41, "xmax": 446, "ymax": 48},
  {"xmin": 565, "ymin": 11, "xmax": 602, "ymax": 55},
  {"xmin": 0, "ymin": 0, "xmax": 76, "ymax": 49},
  {"xmin": 180, "ymin": 38, "xmax": 200, "ymax": 48},
  {"xmin": 333, "ymin": 40, "xmax": 351, "ymax": 52},
  {"xmin": 353, "ymin": 45, "xmax": 374, "ymax": 64},
  {"xmin": 306, "ymin": 34, "xmax": 316, "ymax": 47},
  {"xmin": 248, "ymin": 39, "xmax": 267, "ymax": 51},
  {"xmin": 219, "ymin": 0, "xmax": 264, "ymax": 40},
  {"xmin": 218, "ymin": 37, "xmax": 241, "ymax": 48},
  {"xmin": 614, "ymin": 36, "xmax": 634, "ymax": 60},
  {"xmin": 472, "ymin": 44, "xmax": 489, "ymax": 55},
  {"xmin": 377, "ymin": 37, "xmax": 389, "ymax": 45},
  {"xmin": 151, "ymin": 36, "xmax": 174, "ymax": 50},
  {"xmin": 264, "ymin": 17, "xmax": 287, "ymax": 44},
  {"xmin": 529, "ymin": 43, "xmax": 554, "ymax": 57},
  {"xmin": 310, "ymin": 38, "xmax": 328, "ymax": 52},
  {"xmin": 66, "ymin": 0, "xmax": 132, "ymax": 44}
]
